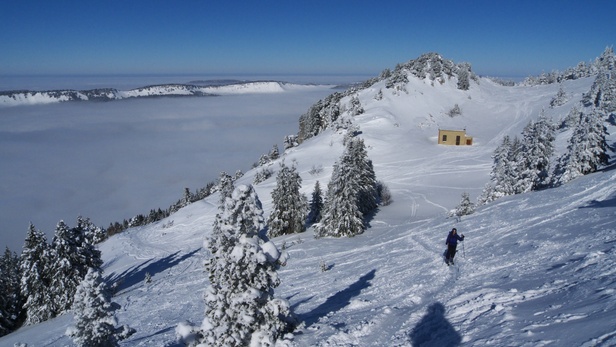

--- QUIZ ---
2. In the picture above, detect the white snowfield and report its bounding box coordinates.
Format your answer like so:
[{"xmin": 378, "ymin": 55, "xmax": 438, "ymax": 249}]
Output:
[{"xmin": 2, "ymin": 72, "xmax": 615, "ymax": 346}]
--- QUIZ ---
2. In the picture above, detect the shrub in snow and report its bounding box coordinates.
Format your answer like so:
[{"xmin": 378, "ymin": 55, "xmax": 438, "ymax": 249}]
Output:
[
  {"xmin": 374, "ymin": 89, "xmax": 383, "ymax": 101},
  {"xmin": 188, "ymin": 184, "xmax": 295, "ymax": 347},
  {"xmin": 253, "ymin": 167, "xmax": 273, "ymax": 185},
  {"xmin": 308, "ymin": 164, "xmax": 323, "ymax": 176},
  {"xmin": 320, "ymin": 260, "xmax": 330, "ymax": 272},
  {"xmin": 377, "ymin": 181, "xmax": 393, "ymax": 206},
  {"xmin": 175, "ymin": 321, "xmax": 201, "ymax": 346},
  {"xmin": 283, "ymin": 135, "xmax": 298, "ymax": 150},
  {"xmin": 66, "ymin": 267, "xmax": 133, "ymax": 347},
  {"xmin": 447, "ymin": 104, "xmax": 462, "ymax": 117}
]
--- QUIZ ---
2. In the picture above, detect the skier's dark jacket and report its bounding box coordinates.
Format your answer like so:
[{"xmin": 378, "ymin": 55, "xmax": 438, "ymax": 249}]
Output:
[{"xmin": 446, "ymin": 232, "xmax": 464, "ymax": 246}]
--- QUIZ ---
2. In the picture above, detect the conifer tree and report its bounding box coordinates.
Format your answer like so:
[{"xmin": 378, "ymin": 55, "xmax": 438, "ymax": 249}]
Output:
[
  {"xmin": 77, "ymin": 216, "xmax": 106, "ymax": 245},
  {"xmin": 66, "ymin": 267, "xmax": 131, "ymax": 347},
  {"xmin": 457, "ymin": 63, "xmax": 471, "ymax": 90},
  {"xmin": 268, "ymin": 163, "xmax": 307, "ymax": 237},
  {"xmin": 552, "ymin": 108, "xmax": 610, "ymax": 186},
  {"xmin": 269, "ymin": 144, "xmax": 280, "ymax": 161},
  {"xmin": 49, "ymin": 218, "xmax": 102, "ymax": 316},
  {"xmin": 217, "ymin": 171, "xmax": 235, "ymax": 207},
  {"xmin": 49, "ymin": 220, "xmax": 82, "ymax": 315},
  {"xmin": 453, "ymin": 192, "xmax": 475, "ymax": 217},
  {"xmin": 349, "ymin": 95, "xmax": 364, "ymax": 116},
  {"xmin": 516, "ymin": 114, "xmax": 555, "ymax": 192},
  {"xmin": 479, "ymin": 135, "xmax": 521, "ymax": 204},
  {"xmin": 20, "ymin": 223, "xmax": 54, "ymax": 325},
  {"xmin": 198, "ymin": 185, "xmax": 294, "ymax": 346},
  {"xmin": 315, "ymin": 138, "xmax": 373, "ymax": 238},
  {"xmin": 350, "ymin": 138, "xmax": 378, "ymax": 215},
  {"xmin": 307, "ymin": 181, "xmax": 324, "ymax": 224},
  {"xmin": 550, "ymin": 85, "xmax": 568, "ymax": 108},
  {"xmin": 506, "ymin": 136, "xmax": 524, "ymax": 193},
  {"xmin": 0, "ymin": 247, "xmax": 22, "ymax": 336},
  {"xmin": 75, "ymin": 217, "xmax": 104, "ymax": 271}
]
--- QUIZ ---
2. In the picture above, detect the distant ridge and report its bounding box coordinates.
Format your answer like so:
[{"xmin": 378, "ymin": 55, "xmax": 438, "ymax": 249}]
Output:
[{"xmin": 0, "ymin": 80, "xmax": 335, "ymax": 107}]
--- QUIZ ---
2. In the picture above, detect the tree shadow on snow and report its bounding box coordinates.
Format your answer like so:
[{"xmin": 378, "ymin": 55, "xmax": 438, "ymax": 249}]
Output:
[
  {"xmin": 579, "ymin": 193, "xmax": 616, "ymax": 209},
  {"xmin": 300, "ymin": 269, "xmax": 376, "ymax": 327},
  {"xmin": 105, "ymin": 248, "xmax": 201, "ymax": 294},
  {"xmin": 409, "ymin": 302, "xmax": 461, "ymax": 347}
]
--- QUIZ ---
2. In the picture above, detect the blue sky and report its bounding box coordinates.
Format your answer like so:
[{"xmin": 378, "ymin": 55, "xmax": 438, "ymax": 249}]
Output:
[{"xmin": 1, "ymin": 0, "xmax": 615, "ymax": 78}]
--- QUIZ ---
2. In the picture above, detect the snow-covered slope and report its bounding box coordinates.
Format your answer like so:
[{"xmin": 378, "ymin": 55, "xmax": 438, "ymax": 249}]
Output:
[
  {"xmin": 2, "ymin": 62, "xmax": 615, "ymax": 346},
  {"xmin": 0, "ymin": 81, "xmax": 331, "ymax": 107}
]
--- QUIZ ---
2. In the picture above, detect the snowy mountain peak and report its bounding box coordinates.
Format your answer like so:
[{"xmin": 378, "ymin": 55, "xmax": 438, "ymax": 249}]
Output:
[{"xmin": 392, "ymin": 52, "xmax": 476, "ymax": 85}]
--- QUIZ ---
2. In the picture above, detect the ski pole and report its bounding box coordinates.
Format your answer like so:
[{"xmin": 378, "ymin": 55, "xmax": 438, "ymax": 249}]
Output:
[{"xmin": 462, "ymin": 240, "xmax": 466, "ymax": 258}]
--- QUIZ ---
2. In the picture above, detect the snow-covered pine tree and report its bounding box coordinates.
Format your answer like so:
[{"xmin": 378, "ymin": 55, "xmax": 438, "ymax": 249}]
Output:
[
  {"xmin": 77, "ymin": 216, "xmax": 106, "ymax": 245},
  {"xmin": 349, "ymin": 138, "xmax": 378, "ymax": 216},
  {"xmin": 560, "ymin": 106, "xmax": 583, "ymax": 130},
  {"xmin": 315, "ymin": 138, "xmax": 371, "ymax": 238},
  {"xmin": 66, "ymin": 267, "xmax": 131, "ymax": 347},
  {"xmin": 505, "ymin": 136, "xmax": 524, "ymax": 193},
  {"xmin": 479, "ymin": 136, "xmax": 516, "ymax": 204},
  {"xmin": 374, "ymin": 89, "xmax": 383, "ymax": 101},
  {"xmin": 348, "ymin": 95, "xmax": 364, "ymax": 116},
  {"xmin": 457, "ymin": 62, "xmax": 472, "ymax": 90},
  {"xmin": 268, "ymin": 163, "xmax": 307, "ymax": 237},
  {"xmin": 49, "ymin": 220, "xmax": 81, "ymax": 315},
  {"xmin": 452, "ymin": 192, "xmax": 475, "ymax": 217},
  {"xmin": 180, "ymin": 187, "xmax": 192, "ymax": 208},
  {"xmin": 550, "ymin": 85, "xmax": 569, "ymax": 108},
  {"xmin": 217, "ymin": 171, "xmax": 234, "ymax": 207},
  {"xmin": 198, "ymin": 184, "xmax": 294, "ymax": 347},
  {"xmin": 0, "ymin": 247, "xmax": 22, "ymax": 336},
  {"xmin": 552, "ymin": 108, "xmax": 610, "ymax": 186},
  {"xmin": 269, "ymin": 144, "xmax": 280, "ymax": 161},
  {"xmin": 516, "ymin": 113, "xmax": 556, "ymax": 192},
  {"xmin": 307, "ymin": 181, "xmax": 324, "ymax": 224},
  {"xmin": 49, "ymin": 218, "xmax": 102, "ymax": 316},
  {"xmin": 20, "ymin": 223, "xmax": 55, "ymax": 325},
  {"xmin": 75, "ymin": 216, "xmax": 104, "ymax": 271},
  {"xmin": 583, "ymin": 48, "xmax": 616, "ymax": 113}
]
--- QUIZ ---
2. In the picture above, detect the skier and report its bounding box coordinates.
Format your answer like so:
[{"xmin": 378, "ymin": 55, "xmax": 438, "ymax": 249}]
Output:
[{"xmin": 445, "ymin": 228, "xmax": 464, "ymax": 265}]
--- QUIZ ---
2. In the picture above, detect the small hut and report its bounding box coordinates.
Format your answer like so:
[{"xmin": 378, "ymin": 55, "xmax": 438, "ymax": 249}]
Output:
[{"xmin": 438, "ymin": 129, "xmax": 473, "ymax": 146}]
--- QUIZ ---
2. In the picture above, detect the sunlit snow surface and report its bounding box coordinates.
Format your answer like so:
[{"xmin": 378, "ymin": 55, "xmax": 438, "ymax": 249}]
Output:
[{"xmin": 1, "ymin": 75, "xmax": 615, "ymax": 346}]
